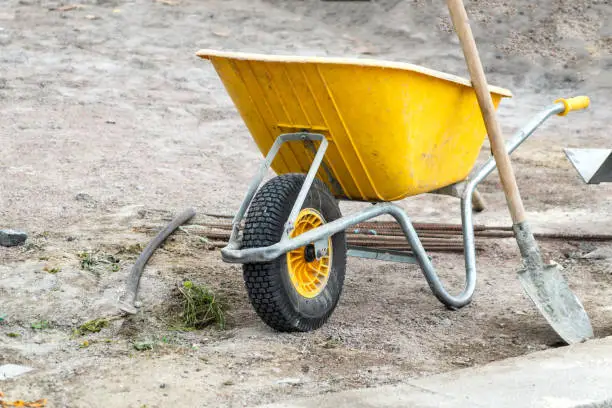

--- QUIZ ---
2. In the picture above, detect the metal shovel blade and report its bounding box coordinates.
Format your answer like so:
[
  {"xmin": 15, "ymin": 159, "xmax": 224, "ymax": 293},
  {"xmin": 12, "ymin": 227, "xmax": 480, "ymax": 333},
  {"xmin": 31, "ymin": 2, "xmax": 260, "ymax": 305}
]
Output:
[
  {"xmin": 518, "ymin": 264, "xmax": 593, "ymax": 344},
  {"xmin": 564, "ymin": 148, "xmax": 612, "ymax": 184}
]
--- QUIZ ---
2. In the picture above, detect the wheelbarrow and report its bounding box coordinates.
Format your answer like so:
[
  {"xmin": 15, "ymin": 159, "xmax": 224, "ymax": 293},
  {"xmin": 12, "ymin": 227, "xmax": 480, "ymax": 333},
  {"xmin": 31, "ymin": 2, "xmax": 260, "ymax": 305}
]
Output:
[{"xmin": 197, "ymin": 49, "xmax": 591, "ymax": 334}]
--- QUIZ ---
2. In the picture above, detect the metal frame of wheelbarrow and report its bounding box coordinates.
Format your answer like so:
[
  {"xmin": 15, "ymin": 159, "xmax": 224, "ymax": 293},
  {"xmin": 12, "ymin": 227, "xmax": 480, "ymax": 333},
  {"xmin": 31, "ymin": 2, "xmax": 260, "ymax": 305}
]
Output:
[{"xmin": 221, "ymin": 101, "xmax": 569, "ymax": 310}]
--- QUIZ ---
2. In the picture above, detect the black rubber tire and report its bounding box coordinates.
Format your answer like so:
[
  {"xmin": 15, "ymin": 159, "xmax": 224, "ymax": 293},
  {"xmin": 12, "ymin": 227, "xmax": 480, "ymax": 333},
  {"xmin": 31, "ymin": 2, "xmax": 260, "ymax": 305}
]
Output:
[{"xmin": 242, "ymin": 174, "xmax": 347, "ymax": 332}]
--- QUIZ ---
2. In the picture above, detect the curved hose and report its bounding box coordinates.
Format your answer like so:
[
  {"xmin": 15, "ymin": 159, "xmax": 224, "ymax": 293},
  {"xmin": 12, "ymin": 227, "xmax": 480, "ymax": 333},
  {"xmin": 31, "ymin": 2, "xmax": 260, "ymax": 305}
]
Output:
[{"xmin": 118, "ymin": 208, "xmax": 196, "ymax": 314}]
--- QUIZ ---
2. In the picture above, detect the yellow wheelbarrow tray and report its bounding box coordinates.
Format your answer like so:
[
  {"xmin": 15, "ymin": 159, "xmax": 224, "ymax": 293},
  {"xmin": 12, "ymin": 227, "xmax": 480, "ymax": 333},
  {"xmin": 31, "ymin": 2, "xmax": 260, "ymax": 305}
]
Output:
[
  {"xmin": 197, "ymin": 49, "xmax": 591, "ymax": 333},
  {"xmin": 197, "ymin": 49, "xmax": 512, "ymax": 202}
]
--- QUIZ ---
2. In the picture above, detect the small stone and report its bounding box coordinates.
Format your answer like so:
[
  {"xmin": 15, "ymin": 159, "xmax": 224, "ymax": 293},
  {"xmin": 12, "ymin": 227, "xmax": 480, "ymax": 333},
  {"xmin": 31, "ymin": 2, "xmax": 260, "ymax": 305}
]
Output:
[
  {"xmin": 514, "ymin": 310, "xmax": 527, "ymax": 315},
  {"xmin": 212, "ymin": 29, "xmax": 230, "ymax": 37},
  {"xmin": 274, "ymin": 378, "xmax": 302, "ymax": 385},
  {"xmin": 75, "ymin": 192, "xmax": 93, "ymax": 202},
  {"xmin": 410, "ymin": 32, "xmax": 428, "ymax": 43},
  {"xmin": 0, "ymin": 229, "xmax": 28, "ymax": 247},
  {"xmin": 451, "ymin": 358, "xmax": 471, "ymax": 367},
  {"xmin": 160, "ymin": 383, "xmax": 166, "ymax": 389},
  {"xmin": 75, "ymin": 193, "xmax": 97, "ymax": 208}
]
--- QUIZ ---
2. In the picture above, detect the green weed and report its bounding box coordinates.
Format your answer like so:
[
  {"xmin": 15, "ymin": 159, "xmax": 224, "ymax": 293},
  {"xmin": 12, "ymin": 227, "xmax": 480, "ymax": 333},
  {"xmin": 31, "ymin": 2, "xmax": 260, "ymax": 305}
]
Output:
[
  {"xmin": 178, "ymin": 281, "xmax": 226, "ymax": 330},
  {"xmin": 31, "ymin": 320, "xmax": 51, "ymax": 330}
]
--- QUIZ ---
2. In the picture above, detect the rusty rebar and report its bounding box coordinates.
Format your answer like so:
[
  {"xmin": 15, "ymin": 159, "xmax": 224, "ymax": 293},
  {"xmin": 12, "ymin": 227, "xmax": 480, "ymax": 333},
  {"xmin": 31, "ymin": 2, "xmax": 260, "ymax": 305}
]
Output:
[{"xmin": 178, "ymin": 217, "xmax": 612, "ymax": 253}]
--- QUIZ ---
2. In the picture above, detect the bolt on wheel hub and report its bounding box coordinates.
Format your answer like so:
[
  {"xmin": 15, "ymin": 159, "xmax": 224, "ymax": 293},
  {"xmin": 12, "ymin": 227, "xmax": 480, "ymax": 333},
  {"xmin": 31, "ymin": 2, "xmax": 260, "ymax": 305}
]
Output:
[{"xmin": 286, "ymin": 209, "xmax": 332, "ymax": 298}]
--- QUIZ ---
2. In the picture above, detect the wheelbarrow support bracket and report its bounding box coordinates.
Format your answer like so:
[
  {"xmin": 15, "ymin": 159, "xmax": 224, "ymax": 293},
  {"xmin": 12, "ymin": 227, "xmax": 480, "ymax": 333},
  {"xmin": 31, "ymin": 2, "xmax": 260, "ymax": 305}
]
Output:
[
  {"xmin": 226, "ymin": 132, "xmax": 328, "ymax": 248},
  {"xmin": 223, "ymin": 102, "xmax": 569, "ymax": 310}
]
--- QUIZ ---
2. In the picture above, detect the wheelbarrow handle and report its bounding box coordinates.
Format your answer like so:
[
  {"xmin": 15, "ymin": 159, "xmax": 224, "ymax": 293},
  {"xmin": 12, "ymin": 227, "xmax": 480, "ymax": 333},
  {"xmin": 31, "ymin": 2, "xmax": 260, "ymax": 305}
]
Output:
[{"xmin": 555, "ymin": 96, "xmax": 590, "ymax": 116}]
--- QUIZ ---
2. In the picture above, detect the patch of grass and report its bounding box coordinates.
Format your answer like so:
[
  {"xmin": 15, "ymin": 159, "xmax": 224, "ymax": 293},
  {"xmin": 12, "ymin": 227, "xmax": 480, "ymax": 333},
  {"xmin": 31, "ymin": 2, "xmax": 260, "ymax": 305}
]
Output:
[
  {"xmin": 76, "ymin": 318, "xmax": 109, "ymax": 335},
  {"xmin": 320, "ymin": 336, "xmax": 342, "ymax": 349},
  {"xmin": 21, "ymin": 238, "xmax": 46, "ymax": 252},
  {"xmin": 117, "ymin": 243, "xmax": 144, "ymax": 256},
  {"xmin": 178, "ymin": 281, "xmax": 226, "ymax": 330},
  {"xmin": 133, "ymin": 340, "xmax": 154, "ymax": 351},
  {"xmin": 43, "ymin": 265, "xmax": 61, "ymax": 274},
  {"xmin": 31, "ymin": 320, "xmax": 51, "ymax": 330},
  {"xmin": 74, "ymin": 315, "xmax": 122, "ymax": 336},
  {"xmin": 78, "ymin": 251, "xmax": 97, "ymax": 270},
  {"xmin": 6, "ymin": 332, "xmax": 20, "ymax": 338},
  {"xmin": 78, "ymin": 250, "xmax": 121, "ymax": 273},
  {"xmin": 130, "ymin": 334, "xmax": 181, "ymax": 352}
]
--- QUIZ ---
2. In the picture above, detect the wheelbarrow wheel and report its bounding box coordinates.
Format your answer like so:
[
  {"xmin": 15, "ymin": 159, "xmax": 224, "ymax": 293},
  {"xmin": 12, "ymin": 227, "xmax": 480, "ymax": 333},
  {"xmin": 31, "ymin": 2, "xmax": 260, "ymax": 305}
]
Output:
[{"xmin": 242, "ymin": 173, "xmax": 347, "ymax": 332}]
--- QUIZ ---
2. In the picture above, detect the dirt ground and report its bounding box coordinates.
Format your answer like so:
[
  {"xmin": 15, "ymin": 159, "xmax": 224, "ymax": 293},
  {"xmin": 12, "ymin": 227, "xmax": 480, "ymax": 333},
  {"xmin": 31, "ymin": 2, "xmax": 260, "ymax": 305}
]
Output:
[{"xmin": 1, "ymin": 0, "xmax": 612, "ymax": 407}]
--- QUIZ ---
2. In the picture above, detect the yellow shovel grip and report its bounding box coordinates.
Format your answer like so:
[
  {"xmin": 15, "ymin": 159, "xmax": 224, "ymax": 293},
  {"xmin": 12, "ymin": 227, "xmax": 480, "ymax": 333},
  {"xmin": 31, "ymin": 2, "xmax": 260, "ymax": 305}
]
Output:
[{"xmin": 555, "ymin": 96, "xmax": 590, "ymax": 116}]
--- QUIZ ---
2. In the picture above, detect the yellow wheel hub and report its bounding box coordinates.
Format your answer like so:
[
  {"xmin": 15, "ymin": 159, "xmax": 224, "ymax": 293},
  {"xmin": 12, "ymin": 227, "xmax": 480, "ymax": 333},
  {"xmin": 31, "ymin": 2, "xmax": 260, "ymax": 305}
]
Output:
[{"xmin": 286, "ymin": 209, "xmax": 332, "ymax": 298}]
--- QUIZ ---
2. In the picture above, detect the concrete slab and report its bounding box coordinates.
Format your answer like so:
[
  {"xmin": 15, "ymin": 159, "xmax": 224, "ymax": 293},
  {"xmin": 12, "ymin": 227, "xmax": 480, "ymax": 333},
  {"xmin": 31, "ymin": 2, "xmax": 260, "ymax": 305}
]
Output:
[{"xmin": 259, "ymin": 337, "xmax": 612, "ymax": 408}]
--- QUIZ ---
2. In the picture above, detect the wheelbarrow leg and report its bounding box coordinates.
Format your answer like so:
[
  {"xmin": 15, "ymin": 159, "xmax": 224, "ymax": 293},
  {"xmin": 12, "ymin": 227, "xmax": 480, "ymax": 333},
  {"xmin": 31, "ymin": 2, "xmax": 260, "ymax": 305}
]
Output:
[
  {"xmin": 471, "ymin": 190, "xmax": 486, "ymax": 212},
  {"xmin": 431, "ymin": 183, "xmax": 486, "ymax": 212}
]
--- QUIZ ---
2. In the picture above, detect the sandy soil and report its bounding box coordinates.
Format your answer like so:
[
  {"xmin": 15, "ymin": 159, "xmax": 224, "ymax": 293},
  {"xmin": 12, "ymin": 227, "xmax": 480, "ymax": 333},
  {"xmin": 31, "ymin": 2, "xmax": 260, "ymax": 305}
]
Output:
[{"xmin": 1, "ymin": 0, "xmax": 611, "ymax": 407}]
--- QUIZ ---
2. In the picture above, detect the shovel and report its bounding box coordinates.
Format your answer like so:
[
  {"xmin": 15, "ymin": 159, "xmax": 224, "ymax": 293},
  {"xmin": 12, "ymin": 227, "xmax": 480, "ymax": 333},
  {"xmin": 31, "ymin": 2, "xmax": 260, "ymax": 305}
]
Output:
[{"xmin": 446, "ymin": 0, "xmax": 593, "ymax": 344}]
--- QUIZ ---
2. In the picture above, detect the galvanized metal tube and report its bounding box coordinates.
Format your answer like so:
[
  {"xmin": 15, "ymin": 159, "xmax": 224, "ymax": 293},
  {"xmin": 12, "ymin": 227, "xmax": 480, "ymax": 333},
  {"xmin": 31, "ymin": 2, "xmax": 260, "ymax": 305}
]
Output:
[
  {"xmin": 284, "ymin": 135, "xmax": 328, "ymax": 238},
  {"xmin": 466, "ymin": 103, "xmax": 565, "ymax": 189},
  {"xmin": 225, "ymin": 132, "xmax": 327, "ymax": 248},
  {"xmin": 227, "ymin": 134, "xmax": 288, "ymax": 245},
  {"xmin": 222, "ymin": 202, "xmax": 476, "ymax": 308}
]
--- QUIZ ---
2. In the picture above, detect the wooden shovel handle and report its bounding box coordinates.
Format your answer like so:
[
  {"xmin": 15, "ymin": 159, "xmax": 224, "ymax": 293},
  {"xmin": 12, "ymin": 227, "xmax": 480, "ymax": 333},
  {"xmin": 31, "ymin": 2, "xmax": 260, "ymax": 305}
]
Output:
[{"xmin": 446, "ymin": 0, "xmax": 526, "ymax": 224}]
